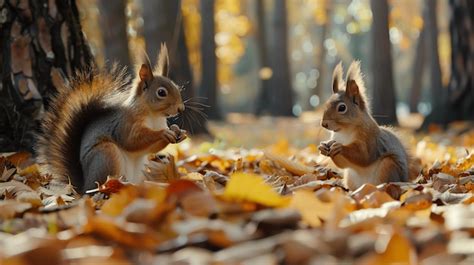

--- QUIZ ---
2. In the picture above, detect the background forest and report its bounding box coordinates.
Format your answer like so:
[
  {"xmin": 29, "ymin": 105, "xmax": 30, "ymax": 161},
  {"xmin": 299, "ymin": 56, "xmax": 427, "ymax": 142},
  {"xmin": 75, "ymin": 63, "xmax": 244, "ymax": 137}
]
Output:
[{"xmin": 0, "ymin": 0, "xmax": 472, "ymax": 151}]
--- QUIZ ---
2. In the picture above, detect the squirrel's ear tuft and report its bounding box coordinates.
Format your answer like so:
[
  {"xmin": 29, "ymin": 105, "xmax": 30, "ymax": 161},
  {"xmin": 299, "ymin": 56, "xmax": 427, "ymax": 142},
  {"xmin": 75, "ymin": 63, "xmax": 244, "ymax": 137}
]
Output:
[
  {"xmin": 138, "ymin": 50, "xmax": 153, "ymax": 82},
  {"xmin": 346, "ymin": 60, "xmax": 367, "ymax": 108},
  {"xmin": 332, "ymin": 62, "xmax": 343, "ymax": 93},
  {"xmin": 155, "ymin": 43, "xmax": 170, "ymax": 77}
]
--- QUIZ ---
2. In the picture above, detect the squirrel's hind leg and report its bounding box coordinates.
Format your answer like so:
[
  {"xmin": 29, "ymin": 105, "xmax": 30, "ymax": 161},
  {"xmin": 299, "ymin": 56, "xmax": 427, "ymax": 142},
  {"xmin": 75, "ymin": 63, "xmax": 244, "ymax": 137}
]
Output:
[
  {"xmin": 81, "ymin": 141, "xmax": 122, "ymax": 193},
  {"xmin": 372, "ymin": 155, "xmax": 404, "ymax": 185}
]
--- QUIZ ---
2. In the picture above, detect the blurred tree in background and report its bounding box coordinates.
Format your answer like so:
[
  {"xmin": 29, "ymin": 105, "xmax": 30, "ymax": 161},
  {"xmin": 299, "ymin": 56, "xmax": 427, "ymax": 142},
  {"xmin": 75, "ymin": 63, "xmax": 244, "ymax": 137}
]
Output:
[
  {"xmin": 200, "ymin": 0, "xmax": 221, "ymax": 120},
  {"xmin": 1, "ymin": 0, "xmax": 473, "ymax": 151},
  {"xmin": 370, "ymin": 0, "xmax": 397, "ymax": 125},
  {"xmin": 98, "ymin": 0, "xmax": 130, "ymax": 67}
]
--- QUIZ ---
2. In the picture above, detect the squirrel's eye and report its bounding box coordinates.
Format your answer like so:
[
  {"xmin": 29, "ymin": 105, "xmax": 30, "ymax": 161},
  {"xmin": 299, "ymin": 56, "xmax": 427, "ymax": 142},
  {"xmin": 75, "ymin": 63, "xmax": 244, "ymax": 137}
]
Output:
[
  {"xmin": 337, "ymin": 103, "xmax": 347, "ymax": 113},
  {"xmin": 156, "ymin": 87, "xmax": 168, "ymax": 98}
]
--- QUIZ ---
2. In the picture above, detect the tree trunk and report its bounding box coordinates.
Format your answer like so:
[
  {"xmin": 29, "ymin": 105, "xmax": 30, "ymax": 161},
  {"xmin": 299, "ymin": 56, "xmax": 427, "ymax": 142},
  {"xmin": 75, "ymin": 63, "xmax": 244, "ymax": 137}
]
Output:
[
  {"xmin": 141, "ymin": 0, "xmax": 169, "ymax": 63},
  {"xmin": 370, "ymin": 0, "xmax": 397, "ymax": 125},
  {"xmin": 409, "ymin": 23, "xmax": 426, "ymax": 113},
  {"xmin": 199, "ymin": 0, "xmax": 221, "ymax": 120},
  {"xmin": 313, "ymin": 3, "xmax": 333, "ymax": 105},
  {"xmin": 0, "ymin": 0, "xmax": 93, "ymax": 152},
  {"xmin": 255, "ymin": 0, "xmax": 272, "ymax": 115},
  {"xmin": 268, "ymin": 0, "xmax": 293, "ymax": 116},
  {"xmin": 421, "ymin": 0, "xmax": 474, "ymax": 129},
  {"xmin": 97, "ymin": 0, "xmax": 130, "ymax": 67},
  {"xmin": 426, "ymin": 0, "xmax": 445, "ymax": 120},
  {"xmin": 446, "ymin": 0, "xmax": 474, "ymax": 121}
]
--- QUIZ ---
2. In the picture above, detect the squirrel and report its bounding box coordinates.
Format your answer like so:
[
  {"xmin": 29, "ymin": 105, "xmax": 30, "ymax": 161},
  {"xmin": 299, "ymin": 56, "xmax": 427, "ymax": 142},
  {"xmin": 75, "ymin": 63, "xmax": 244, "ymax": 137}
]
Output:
[
  {"xmin": 36, "ymin": 44, "xmax": 187, "ymax": 193},
  {"xmin": 318, "ymin": 61, "xmax": 419, "ymax": 190}
]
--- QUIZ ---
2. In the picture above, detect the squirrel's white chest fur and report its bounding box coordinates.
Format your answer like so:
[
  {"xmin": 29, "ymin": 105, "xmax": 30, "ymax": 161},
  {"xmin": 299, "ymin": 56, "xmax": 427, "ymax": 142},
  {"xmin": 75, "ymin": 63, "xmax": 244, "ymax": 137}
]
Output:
[
  {"xmin": 330, "ymin": 130, "xmax": 380, "ymax": 189},
  {"xmin": 120, "ymin": 114, "xmax": 168, "ymax": 183}
]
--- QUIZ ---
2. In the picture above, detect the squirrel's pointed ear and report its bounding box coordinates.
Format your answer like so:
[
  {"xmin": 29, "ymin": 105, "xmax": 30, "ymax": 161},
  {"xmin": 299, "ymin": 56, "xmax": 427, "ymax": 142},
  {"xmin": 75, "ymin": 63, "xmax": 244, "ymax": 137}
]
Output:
[
  {"xmin": 139, "ymin": 64, "xmax": 153, "ymax": 82},
  {"xmin": 139, "ymin": 52, "xmax": 153, "ymax": 82},
  {"xmin": 332, "ymin": 62, "xmax": 343, "ymax": 93},
  {"xmin": 155, "ymin": 43, "xmax": 170, "ymax": 77},
  {"xmin": 346, "ymin": 61, "xmax": 366, "ymax": 108}
]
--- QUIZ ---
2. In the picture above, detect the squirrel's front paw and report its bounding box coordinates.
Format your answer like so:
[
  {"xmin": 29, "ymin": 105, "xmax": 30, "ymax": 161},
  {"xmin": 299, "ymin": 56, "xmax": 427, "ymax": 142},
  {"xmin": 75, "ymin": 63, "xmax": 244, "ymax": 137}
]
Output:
[
  {"xmin": 162, "ymin": 129, "xmax": 178, "ymax": 143},
  {"xmin": 170, "ymin": 124, "xmax": 187, "ymax": 143},
  {"xmin": 328, "ymin": 142, "xmax": 343, "ymax": 157},
  {"xmin": 318, "ymin": 140, "xmax": 335, "ymax": 156}
]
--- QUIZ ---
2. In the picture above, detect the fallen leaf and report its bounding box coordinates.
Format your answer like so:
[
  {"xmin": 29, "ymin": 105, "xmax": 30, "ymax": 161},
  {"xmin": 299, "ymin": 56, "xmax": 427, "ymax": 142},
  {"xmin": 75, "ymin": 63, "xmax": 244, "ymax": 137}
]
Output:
[
  {"xmin": 264, "ymin": 151, "xmax": 314, "ymax": 176},
  {"xmin": 289, "ymin": 190, "xmax": 333, "ymax": 227},
  {"xmin": 221, "ymin": 172, "xmax": 290, "ymax": 207},
  {"xmin": 0, "ymin": 200, "xmax": 31, "ymax": 219}
]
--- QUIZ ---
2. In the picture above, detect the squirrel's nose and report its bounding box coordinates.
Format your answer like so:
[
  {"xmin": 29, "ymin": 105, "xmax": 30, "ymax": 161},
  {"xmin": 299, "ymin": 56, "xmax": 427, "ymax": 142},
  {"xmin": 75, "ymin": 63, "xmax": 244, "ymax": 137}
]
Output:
[
  {"xmin": 178, "ymin": 104, "xmax": 185, "ymax": 113},
  {"xmin": 322, "ymin": 122, "xmax": 329, "ymax": 129}
]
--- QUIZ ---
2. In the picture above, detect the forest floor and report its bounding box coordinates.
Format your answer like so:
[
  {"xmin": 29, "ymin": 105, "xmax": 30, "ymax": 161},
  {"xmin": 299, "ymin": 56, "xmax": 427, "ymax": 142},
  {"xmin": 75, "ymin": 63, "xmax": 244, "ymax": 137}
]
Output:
[{"xmin": 0, "ymin": 115, "xmax": 473, "ymax": 264}]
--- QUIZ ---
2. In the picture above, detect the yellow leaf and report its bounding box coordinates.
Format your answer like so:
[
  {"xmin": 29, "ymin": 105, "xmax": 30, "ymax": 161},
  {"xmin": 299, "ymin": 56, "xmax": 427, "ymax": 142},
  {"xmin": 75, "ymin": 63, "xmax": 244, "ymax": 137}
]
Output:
[
  {"xmin": 372, "ymin": 231, "xmax": 417, "ymax": 265},
  {"xmin": 222, "ymin": 172, "xmax": 289, "ymax": 207},
  {"xmin": 289, "ymin": 190, "xmax": 334, "ymax": 227}
]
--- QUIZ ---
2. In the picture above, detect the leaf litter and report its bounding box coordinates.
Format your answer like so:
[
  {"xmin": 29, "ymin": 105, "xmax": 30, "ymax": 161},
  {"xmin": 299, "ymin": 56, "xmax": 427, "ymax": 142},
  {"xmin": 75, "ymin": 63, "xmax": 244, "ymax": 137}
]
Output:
[{"xmin": 0, "ymin": 121, "xmax": 473, "ymax": 264}]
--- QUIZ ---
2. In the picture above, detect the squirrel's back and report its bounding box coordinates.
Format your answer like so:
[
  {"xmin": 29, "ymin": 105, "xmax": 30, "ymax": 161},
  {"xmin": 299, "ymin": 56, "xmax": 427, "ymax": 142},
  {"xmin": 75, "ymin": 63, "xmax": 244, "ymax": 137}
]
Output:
[{"xmin": 36, "ymin": 65, "xmax": 130, "ymax": 184}]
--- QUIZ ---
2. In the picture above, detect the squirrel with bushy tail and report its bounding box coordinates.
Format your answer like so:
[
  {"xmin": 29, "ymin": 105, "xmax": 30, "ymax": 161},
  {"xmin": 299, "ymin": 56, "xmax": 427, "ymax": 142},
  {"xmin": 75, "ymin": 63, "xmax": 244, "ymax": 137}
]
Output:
[{"xmin": 36, "ymin": 44, "xmax": 187, "ymax": 193}]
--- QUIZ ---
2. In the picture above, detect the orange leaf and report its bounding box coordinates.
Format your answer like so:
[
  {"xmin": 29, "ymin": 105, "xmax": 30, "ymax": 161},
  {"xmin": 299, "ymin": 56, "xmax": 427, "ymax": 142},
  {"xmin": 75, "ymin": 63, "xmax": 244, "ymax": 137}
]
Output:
[{"xmin": 166, "ymin": 179, "xmax": 202, "ymax": 201}]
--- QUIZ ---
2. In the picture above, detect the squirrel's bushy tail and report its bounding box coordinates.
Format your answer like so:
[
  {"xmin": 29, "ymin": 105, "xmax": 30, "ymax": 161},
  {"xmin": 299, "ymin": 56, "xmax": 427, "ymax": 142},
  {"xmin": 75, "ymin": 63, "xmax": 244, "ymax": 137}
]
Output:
[{"xmin": 36, "ymin": 65, "xmax": 130, "ymax": 185}]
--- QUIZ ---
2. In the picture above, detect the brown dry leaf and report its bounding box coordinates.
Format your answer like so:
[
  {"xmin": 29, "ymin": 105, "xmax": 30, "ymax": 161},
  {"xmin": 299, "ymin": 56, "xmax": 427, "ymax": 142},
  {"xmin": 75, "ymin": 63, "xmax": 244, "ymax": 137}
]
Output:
[
  {"xmin": 351, "ymin": 183, "xmax": 378, "ymax": 202},
  {"xmin": 264, "ymin": 151, "xmax": 314, "ymax": 176},
  {"xmin": 379, "ymin": 183, "xmax": 403, "ymax": 200},
  {"xmin": 0, "ymin": 200, "xmax": 31, "ymax": 219},
  {"xmin": 143, "ymin": 154, "xmax": 179, "ymax": 182},
  {"xmin": 85, "ymin": 216, "xmax": 163, "ymax": 250},
  {"xmin": 6, "ymin": 151, "xmax": 32, "ymax": 169},
  {"xmin": 432, "ymin": 173, "xmax": 456, "ymax": 192},
  {"xmin": 360, "ymin": 191, "xmax": 395, "ymax": 209},
  {"xmin": 181, "ymin": 191, "xmax": 219, "ymax": 217},
  {"xmin": 403, "ymin": 192, "xmax": 433, "ymax": 210},
  {"xmin": 221, "ymin": 172, "xmax": 290, "ymax": 207},
  {"xmin": 289, "ymin": 190, "xmax": 334, "ymax": 227},
  {"xmin": 165, "ymin": 180, "xmax": 202, "ymax": 201},
  {"xmin": 0, "ymin": 167, "xmax": 16, "ymax": 182}
]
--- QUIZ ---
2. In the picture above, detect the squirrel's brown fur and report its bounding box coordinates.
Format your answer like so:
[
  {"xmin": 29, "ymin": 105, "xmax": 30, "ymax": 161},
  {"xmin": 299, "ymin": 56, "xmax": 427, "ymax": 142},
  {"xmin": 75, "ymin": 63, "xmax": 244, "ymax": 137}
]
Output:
[
  {"xmin": 319, "ymin": 61, "xmax": 420, "ymax": 190},
  {"xmin": 36, "ymin": 44, "xmax": 186, "ymax": 193},
  {"xmin": 36, "ymin": 65, "xmax": 130, "ymax": 186}
]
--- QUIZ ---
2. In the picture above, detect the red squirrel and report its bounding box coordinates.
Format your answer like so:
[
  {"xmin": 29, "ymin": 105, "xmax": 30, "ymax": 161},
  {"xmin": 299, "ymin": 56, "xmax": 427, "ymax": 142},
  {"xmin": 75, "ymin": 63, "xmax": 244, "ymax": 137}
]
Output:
[
  {"xmin": 36, "ymin": 44, "xmax": 186, "ymax": 193},
  {"xmin": 319, "ymin": 61, "xmax": 419, "ymax": 190}
]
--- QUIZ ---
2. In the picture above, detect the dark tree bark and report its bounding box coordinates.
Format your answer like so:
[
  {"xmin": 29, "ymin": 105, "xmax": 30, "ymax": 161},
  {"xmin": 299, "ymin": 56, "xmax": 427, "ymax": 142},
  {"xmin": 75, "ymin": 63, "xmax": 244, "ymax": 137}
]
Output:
[
  {"xmin": 268, "ymin": 0, "xmax": 293, "ymax": 116},
  {"xmin": 409, "ymin": 23, "xmax": 426, "ymax": 113},
  {"xmin": 98, "ymin": 0, "xmax": 130, "ymax": 67},
  {"xmin": 370, "ymin": 0, "xmax": 397, "ymax": 125},
  {"xmin": 446, "ymin": 0, "xmax": 474, "ymax": 121},
  {"xmin": 199, "ymin": 0, "xmax": 221, "ymax": 120},
  {"xmin": 255, "ymin": 0, "xmax": 272, "ymax": 115},
  {"xmin": 0, "ymin": 0, "xmax": 93, "ymax": 152},
  {"xmin": 426, "ymin": 0, "xmax": 444, "ymax": 119},
  {"xmin": 419, "ymin": 0, "xmax": 472, "ymax": 128}
]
